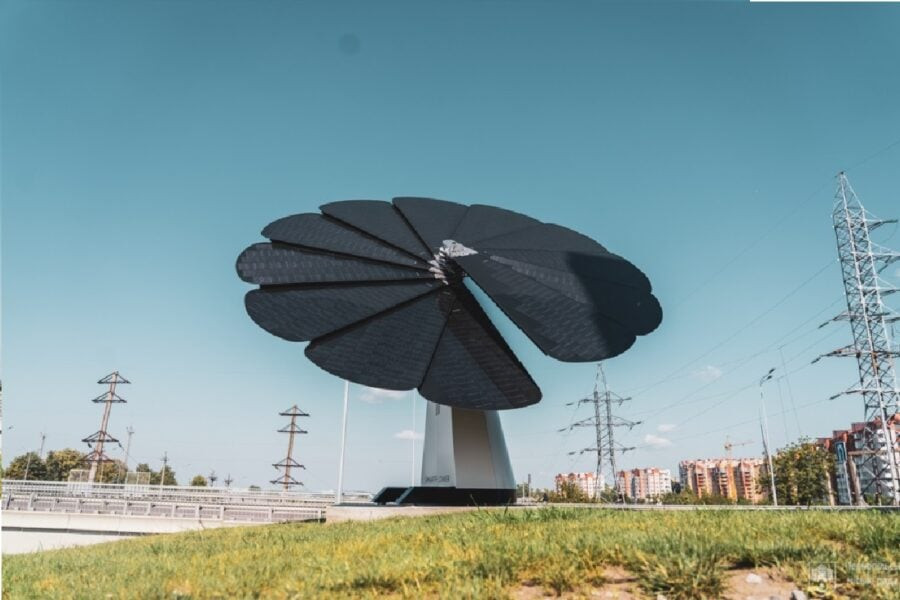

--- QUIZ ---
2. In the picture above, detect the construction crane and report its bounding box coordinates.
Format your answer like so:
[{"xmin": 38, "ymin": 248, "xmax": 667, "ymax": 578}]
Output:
[{"xmin": 724, "ymin": 436, "xmax": 752, "ymax": 460}]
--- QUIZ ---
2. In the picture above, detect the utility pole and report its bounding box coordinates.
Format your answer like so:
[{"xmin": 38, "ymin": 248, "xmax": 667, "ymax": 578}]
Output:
[
  {"xmin": 24, "ymin": 432, "xmax": 47, "ymax": 481},
  {"xmin": 410, "ymin": 390, "xmax": 417, "ymax": 488},
  {"xmin": 563, "ymin": 363, "xmax": 640, "ymax": 502},
  {"xmin": 224, "ymin": 474, "xmax": 233, "ymax": 488},
  {"xmin": 337, "ymin": 381, "xmax": 350, "ymax": 504},
  {"xmin": 208, "ymin": 471, "xmax": 218, "ymax": 487},
  {"xmin": 124, "ymin": 426, "xmax": 135, "ymax": 469},
  {"xmin": 159, "ymin": 452, "xmax": 169, "ymax": 495},
  {"xmin": 83, "ymin": 372, "xmax": 130, "ymax": 483},
  {"xmin": 817, "ymin": 173, "xmax": 900, "ymax": 505},
  {"xmin": 759, "ymin": 368, "xmax": 778, "ymax": 506},
  {"xmin": 272, "ymin": 405, "xmax": 309, "ymax": 490},
  {"xmin": 118, "ymin": 425, "xmax": 135, "ymax": 482}
]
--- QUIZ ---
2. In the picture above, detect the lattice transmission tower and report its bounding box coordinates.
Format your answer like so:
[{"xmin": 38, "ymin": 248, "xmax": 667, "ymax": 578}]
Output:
[
  {"xmin": 272, "ymin": 405, "xmax": 309, "ymax": 490},
  {"xmin": 563, "ymin": 363, "xmax": 640, "ymax": 501},
  {"xmin": 83, "ymin": 371, "xmax": 130, "ymax": 483},
  {"xmin": 820, "ymin": 172, "xmax": 900, "ymax": 505}
]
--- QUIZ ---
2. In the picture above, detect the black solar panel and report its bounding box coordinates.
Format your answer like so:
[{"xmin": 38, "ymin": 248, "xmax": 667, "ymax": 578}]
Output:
[
  {"xmin": 238, "ymin": 197, "xmax": 662, "ymax": 410},
  {"xmin": 262, "ymin": 213, "xmax": 429, "ymax": 270},
  {"xmin": 320, "ymin": 200, "xmax": 432, "ymax": 261}
]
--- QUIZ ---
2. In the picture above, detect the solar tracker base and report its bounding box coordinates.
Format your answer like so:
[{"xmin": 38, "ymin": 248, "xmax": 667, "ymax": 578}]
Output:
[
  {"xmin": 370, "ymin": 486, "xmax": 408, "ymax": 504},
  {"xmin": 372, "ymin": 486, "xmax": 516, "ymax": 506}
]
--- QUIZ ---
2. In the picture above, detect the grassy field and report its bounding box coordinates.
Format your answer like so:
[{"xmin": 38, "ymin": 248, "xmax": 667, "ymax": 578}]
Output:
[{"xmin": 3, "ymin": 508, "xmax": 898, "ymax": 599}]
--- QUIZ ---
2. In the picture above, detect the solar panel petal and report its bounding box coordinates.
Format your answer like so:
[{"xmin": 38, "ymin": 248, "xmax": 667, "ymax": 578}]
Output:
[
  {"xmin": 263, "ymin": 213, "xmax": 430, "ymax": 270},
  {"xmin": 455, "ymin": 253, "xmax": 637, "ymax": 361},
  {"xmin": 304, "ymin": 288, "xmax": 453, "ymax": 390},
  {"xmin": 420, "ymin": 285, "xmax": 541, "ymax": 410},
  {"xmin": 236, "ymin": 243, "xmax": 432, "ymax": 285},
  {"xmin": 479, "ymin": 248, "xmax": 652, "ymax": 293},
  {"xmin": 245, "ymin": 281, "xmax": 441, "ymax": 342},
  {"xmin": 320, "ymin": 200, "xmax": 432, "ymax": 260},
  {"xmin": 449, "ymin": 204, "xmax": 541, "ymax": 246},
  {"xmin": 392, "ymin": 197, "xmax": 469, "ymax": 253},
  {"xmin": 477, "ymin": 253, "xmax": 662, "ymax": 335},
  {"xmin": 475, "ymin": 222, "xmax": 610, "ymax": 255}
]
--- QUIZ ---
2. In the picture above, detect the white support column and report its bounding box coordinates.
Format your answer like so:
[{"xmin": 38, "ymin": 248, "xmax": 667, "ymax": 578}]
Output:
[{"xmin": 420, "ymin": 401, "xmax": 515, "ymax": 490}]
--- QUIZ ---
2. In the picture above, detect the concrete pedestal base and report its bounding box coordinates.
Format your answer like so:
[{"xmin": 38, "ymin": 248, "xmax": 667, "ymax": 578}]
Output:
[{"xmin": 372, "ymin": 485, "xmax": 515, "ymax": 505}]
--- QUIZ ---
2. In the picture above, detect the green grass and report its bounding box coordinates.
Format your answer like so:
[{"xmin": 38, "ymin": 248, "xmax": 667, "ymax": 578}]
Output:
[{"xmin": 3, "ymin": 508, "xmax": 899, "ymax": 599}]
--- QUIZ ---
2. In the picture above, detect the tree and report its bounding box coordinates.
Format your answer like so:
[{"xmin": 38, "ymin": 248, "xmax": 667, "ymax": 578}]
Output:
[
  {"xmin": 44, "ymin": 449, "xmax": 87, "ymax": 481},
  {"xmin": 769, "ymin": 439, "xmax": 834, "ymax": 506},
  {"xmin": 659, "ymin": 489, "xmax": 699, "ymax": 505},
  {"xmin": 548, "ymin": 480, "xmax": 592, "ymax": 503},
  {"xmin": 597, "ymin": 488, "xmax": 620, "ymax": 503},
  {"xmin": 135, "ymin": 461, "xmax": 178, "ymax": 486},
  {"xmin": 96, "ymin": 459, "xmax": 128, "ymax": 484},
  {"xmin": 4, "ymin": 452, "xmax": 47, "ymax": 480},
  {"xmin": 150, "ymin": 468, "xmax": 177, "ymax": 486},
  {"xmin": 190, "ymin": 475, "xmax": 208, "ymax": 487}
]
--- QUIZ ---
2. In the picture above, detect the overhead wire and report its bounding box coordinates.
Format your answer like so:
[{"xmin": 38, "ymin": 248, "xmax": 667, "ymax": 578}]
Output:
[
  {"xmin": 625, "ymin": 261, "xmax": 837, "ymax": 420},
  {"xmin": 779, "ymin": 346, "xmax": 803, "ymax": 439},
  {"xmin": 625, "ymin": 260, "xmax": 837, "ymax": 399}
]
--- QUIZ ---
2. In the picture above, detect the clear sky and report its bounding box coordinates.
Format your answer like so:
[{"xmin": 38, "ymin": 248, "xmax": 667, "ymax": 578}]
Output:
[{"xmin": 3, "ymin": 1, "xmax": 900, "ymax": 492}]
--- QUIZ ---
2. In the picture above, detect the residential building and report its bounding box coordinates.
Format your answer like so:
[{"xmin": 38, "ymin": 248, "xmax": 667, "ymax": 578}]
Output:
[
  {"xmin": 616, "ymin": 467, "xmax": 672, "ymax": 500},
  {"xmin": 679, "ymin": 458, "xmax": 768, "ymax": 502},
  {"xmin": 819, "ymin": 413, "xmax": 900, "ymax": 505}
]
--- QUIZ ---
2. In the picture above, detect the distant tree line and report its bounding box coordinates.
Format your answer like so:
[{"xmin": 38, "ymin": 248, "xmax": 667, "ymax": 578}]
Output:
[{"xmin": 3, "ymin": 448, "xmax": 178, "ymax": 485}]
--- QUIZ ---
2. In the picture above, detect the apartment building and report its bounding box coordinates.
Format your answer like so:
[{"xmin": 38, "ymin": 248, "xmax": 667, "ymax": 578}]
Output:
[
  {"xmin": 679, "ymin": 458, "xmax": 768, "ymax": 502},
  {"xmin": 616, "ymin": 467, "xmax": 672, "ymax": 501},
  {"xmin": 819, "ymin": 413, "xmax": 900, "ymax": 505}
]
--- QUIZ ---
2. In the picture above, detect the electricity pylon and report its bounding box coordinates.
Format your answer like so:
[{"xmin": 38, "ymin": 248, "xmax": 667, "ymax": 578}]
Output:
[
  {"xmin": 563, "ymin": 363, "xmax": 640, "ymax": 502},
  {"xmin": 83, "ymin": 372, "xmax": 130, "ymax": 483},
  {"xmin": 272, "ymin": 405, "xmax": 309, "ymax": 490},
  {"xmin": 819, "ymin": 172, "xmax": 900, "ymax": 505}
]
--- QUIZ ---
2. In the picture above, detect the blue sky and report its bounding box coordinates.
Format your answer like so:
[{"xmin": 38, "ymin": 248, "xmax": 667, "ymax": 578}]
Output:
[{"xmin": 3, "ymin": 1, "xmax": 900, "ymax": 492}]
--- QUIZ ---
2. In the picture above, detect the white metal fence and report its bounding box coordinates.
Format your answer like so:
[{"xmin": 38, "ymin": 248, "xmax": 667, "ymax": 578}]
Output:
[
  {"xmin": 2, "ymin": 494, "xmax": 324, "ymax": 523},
  {"xmin": 1, "ymin": 480, "xmax": 371, "ymax": 523},
  {"xmin": 1, "ymin": 480, "xmax": 370, "ymax": 507}
]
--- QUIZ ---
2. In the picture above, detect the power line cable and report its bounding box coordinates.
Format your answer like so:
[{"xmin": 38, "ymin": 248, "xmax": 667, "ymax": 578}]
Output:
[{"xmin": 626, "ymin": 260, "xmax": 837, "ymax": 399}]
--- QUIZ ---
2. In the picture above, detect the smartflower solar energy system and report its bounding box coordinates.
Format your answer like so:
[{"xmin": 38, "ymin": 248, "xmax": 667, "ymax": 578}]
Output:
[{"xmin": 237, "ymin": 197, "xmax": 662, "ymax": 505}]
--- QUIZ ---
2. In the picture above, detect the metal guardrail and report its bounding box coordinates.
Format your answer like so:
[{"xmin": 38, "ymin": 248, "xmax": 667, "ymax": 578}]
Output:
[
  {"xmin": 2, "ymin": 493, "xmax": 324, "ymax": 523},
  {"xmin": 1, "ymin": 480, "xmax": 370, "ymax": 508}
]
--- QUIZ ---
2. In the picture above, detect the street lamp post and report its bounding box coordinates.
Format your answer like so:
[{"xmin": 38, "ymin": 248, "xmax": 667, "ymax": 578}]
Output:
[
  {"xmin": 759, "ymin": 368, "xmax": 778, "ymax": 506},
  {"xmin": 336, "ymin": 380, "xmax": 350, "ymax": 505}
]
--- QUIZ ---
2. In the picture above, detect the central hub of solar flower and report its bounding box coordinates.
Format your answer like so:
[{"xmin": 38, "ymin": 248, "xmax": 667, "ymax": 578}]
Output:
[{"xmin": 430, "ymin": 239, "xmax": 477, "ymax": 284}]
